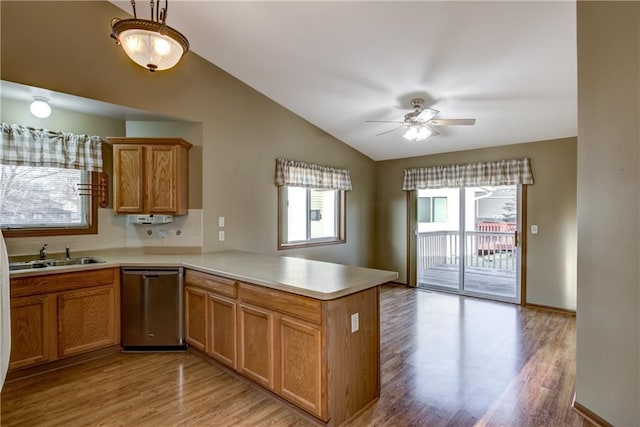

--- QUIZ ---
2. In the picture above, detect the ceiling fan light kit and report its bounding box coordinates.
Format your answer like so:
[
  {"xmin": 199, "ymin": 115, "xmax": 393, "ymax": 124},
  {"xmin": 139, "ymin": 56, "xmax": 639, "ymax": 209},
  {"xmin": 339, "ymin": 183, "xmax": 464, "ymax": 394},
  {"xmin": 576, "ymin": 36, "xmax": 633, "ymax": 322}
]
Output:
[
  {"xmin": 367, "ymin": 97, "xmax": 476, "ymax": 142},
  {"xmin": 111, "ymin": 0, "xmax": 189, "ymax": 72}
]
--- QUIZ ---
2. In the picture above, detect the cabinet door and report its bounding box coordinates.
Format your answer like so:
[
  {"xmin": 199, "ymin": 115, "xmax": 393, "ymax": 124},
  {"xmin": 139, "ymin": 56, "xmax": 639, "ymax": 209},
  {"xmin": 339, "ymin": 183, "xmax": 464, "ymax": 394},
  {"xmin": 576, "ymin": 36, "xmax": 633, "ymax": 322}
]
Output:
[
  {"xmin": 278, "ymin": 316, "xmax": 324, "ymax": 418},
  {"xmin": 9, "ymin": 295, "xmax": 55, "ymax": 370},
  {"xmin": 57, "ymin": 285, "xmax": 117, "ymax": 357},
  {"xmin": 238, "ymin": 304, "xmax": 274, "ymax": 390},
  {"xmin": 146, "ymin": 145, "xmax": 177, "ymax": 213},
  {"xmin": 113, "ymin": 144, "xmax": 144, "ymax": 213},
  {"xmin": 185, "ymin": 286, "xmax": 207, "ymax": 351},
  {"xmin": 207, "ymin": 294, "xmax": 237, "ymax": 369}
]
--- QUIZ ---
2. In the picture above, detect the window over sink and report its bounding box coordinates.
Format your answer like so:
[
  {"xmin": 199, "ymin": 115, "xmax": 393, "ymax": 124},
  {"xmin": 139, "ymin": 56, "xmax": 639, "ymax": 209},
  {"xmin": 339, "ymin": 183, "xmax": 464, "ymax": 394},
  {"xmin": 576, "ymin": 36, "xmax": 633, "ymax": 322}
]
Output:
[
  {"xmin": 0, "ymin": 123, "xmax": 102, "ymax": 237},
  {"xmin": 0, "ymin": 165, "xmax": 93, "ymax": 233}
]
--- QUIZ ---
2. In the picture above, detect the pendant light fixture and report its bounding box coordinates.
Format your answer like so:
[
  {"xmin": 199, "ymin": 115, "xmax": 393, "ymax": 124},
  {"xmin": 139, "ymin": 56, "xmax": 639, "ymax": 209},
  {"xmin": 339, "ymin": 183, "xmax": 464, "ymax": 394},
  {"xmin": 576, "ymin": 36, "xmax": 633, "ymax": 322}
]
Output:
[{"xmin": 110, "ymin": 0, "xmax": 189, "ymax": 72}]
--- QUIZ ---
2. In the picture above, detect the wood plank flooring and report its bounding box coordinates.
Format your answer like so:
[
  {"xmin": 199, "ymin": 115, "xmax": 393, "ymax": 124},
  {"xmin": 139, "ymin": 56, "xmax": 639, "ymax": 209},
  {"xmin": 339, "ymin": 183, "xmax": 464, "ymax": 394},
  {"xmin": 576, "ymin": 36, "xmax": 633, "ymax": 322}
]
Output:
[{"xmin": 1, "ymin": 285, "xmax": 585, "ymax": 426}]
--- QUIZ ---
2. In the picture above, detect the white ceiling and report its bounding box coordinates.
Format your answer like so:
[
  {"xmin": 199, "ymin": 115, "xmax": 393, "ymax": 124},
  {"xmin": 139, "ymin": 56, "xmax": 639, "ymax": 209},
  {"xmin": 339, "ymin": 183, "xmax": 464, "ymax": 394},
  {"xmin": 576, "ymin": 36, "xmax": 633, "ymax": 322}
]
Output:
[
  {"xmin": 78, "ymin": 1, "xmax": 579, "ymax": 161},
  {"xmin": 141, "ymin": 1, "xmax": 578, "ymax": 161}
]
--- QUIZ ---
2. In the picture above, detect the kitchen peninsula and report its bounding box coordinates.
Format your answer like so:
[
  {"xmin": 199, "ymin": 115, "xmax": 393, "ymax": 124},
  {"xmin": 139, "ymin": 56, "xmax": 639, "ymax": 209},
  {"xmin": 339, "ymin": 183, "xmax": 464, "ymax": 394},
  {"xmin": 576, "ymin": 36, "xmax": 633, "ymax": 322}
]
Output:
[{"xmin": 8, "ymin": 250, "xmax": 398, "ymax": 426}]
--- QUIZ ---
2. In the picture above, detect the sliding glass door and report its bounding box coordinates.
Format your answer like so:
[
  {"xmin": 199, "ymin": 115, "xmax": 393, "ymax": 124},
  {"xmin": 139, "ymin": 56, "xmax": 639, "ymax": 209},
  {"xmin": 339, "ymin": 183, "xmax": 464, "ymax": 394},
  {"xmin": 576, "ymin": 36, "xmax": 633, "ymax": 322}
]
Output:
[{"xmin": 416, "ymin": 185, "xmax": 522, "ymax": 303}]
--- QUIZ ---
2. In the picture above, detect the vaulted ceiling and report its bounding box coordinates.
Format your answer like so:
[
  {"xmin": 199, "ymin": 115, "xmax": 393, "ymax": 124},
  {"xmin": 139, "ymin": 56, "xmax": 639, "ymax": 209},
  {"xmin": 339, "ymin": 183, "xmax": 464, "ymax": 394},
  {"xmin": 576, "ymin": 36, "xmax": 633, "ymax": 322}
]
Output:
[{"xmin": 114, "ymin": 1, "xmax": 577, "ymax": 161}]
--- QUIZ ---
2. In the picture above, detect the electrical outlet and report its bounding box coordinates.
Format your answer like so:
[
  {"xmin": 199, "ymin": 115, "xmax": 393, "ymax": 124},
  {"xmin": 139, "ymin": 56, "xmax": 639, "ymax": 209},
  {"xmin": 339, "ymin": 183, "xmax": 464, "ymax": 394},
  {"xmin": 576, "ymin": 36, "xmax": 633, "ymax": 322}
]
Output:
[
  {"xmin": 158, "ymin": 230, "xmax": 168, "ymax": 240},
  {"xmin": 351, "ymin": 313, "xmax": 359, "ymax": 333},
  {"xmin": 218, "ymin": 231, "xmax": 225, "ymax": 241},
  {"xmin": 531, "ymin": 225, "xmax": 538, "ymax": 234},
  {"xmin": 218, "ymin": 216, "xmax": 225, "ymax": 228}
]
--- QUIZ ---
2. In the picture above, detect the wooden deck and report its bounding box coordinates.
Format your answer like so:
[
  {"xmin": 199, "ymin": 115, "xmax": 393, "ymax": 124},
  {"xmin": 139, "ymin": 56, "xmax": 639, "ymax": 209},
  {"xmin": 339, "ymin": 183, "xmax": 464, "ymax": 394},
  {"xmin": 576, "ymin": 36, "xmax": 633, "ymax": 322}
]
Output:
[{"xmin": 419, "ymin": 263, "xmax": 516, "ymax": 298}]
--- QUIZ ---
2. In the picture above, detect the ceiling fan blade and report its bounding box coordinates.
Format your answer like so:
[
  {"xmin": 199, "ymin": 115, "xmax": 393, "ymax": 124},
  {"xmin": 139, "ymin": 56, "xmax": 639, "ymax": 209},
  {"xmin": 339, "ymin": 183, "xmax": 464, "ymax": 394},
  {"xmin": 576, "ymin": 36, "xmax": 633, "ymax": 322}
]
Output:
[
  {"xmin": 416, "ymin": 107, "xmax": 439, "ymax": 121},
  {"xmin": 429, "ymin": 118, "xmax": 476, "ymax": 126},
  {"xmin": 376, "ymin": 125, "xmax": 407, "ymax": 136},
  {"xmin": 366, "ymin": 120, "xmax": 405, "ymax": 124}
]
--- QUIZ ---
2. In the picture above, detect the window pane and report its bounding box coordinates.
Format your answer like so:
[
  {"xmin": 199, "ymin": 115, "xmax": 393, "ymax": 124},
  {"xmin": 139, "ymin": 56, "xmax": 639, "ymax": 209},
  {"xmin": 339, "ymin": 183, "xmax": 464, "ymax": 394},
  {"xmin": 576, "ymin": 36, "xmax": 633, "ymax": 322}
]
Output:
[
  {"xmin": 0, "ymin": 165, "xmax": 88, "ymax": 228},
  {"xmin": 418, "ymin": 197, "xmax": 432, "ymax": 223},
  {"xmin": 309, "ymin": 189, "xmax": 336, "ymax": 239},
  {"xmin": 286, "ymin": 186, "xmax": 308, "ymax": 242},
  {"xmin": 433, "ymin": 197, "xmax": 447, "ymax": 222}
]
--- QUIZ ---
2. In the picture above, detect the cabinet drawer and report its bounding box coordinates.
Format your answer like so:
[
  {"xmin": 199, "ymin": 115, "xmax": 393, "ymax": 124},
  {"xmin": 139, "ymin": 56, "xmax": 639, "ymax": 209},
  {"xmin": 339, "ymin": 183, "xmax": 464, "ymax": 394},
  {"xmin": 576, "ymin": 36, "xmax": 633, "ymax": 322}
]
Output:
[
  {"xmin": 238, "ymin": 282, "xmax": 322, "ymax": 325},
  {"xmin": 11, "ymin": 268, "xmax": 116, "ymax": 298},
  {"xmin": 185, "ymin": 269, "xmax": 237, "ymax": 298}
]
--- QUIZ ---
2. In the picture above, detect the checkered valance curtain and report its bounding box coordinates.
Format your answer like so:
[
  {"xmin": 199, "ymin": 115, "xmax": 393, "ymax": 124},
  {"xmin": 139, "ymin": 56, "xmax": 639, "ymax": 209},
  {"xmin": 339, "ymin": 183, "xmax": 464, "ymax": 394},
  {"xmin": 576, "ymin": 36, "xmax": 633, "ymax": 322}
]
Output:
[
  {"xmin": 403, "ymin": 157, "xmax": 533, "ymax": 190},
  {"xmin": 1, "ymin": 123, "xmax": 103, "ymax": 172},
  {"xmin": 275, "ymin": 158, "xmax": 352, "ymax": 191}
]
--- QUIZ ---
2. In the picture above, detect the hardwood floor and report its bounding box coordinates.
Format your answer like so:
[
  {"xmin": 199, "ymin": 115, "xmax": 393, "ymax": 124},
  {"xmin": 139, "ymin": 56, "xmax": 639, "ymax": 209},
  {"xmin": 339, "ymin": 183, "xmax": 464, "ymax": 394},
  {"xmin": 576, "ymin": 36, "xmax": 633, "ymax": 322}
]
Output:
[{"xmin": 1, "ymin": 285, "xmax": 585, "ymax": 426}]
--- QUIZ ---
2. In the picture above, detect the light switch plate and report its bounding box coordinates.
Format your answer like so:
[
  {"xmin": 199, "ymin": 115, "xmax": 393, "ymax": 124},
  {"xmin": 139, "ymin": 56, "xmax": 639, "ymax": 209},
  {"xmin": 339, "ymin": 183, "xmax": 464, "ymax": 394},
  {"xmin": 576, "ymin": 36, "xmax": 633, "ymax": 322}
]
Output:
[
  {"xmin": 351, "ymin": 313, "xmax": 359, "ymax": 333},
  {"xmin": 218, "ymin": 231, "xmax": 225, "ymax": 241},
  {"xmin": 218, "ymin": 217, "xmax": 225, "ymax": 228},
  {"xmin": 531, "ymin": 225, "xmax": 538, "ymax": 234}
]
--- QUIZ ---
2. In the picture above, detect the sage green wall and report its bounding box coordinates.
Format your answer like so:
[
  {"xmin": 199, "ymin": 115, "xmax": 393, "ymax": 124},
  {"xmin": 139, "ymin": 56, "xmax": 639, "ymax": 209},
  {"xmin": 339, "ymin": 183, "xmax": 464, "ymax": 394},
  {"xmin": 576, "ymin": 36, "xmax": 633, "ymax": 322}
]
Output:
[
  {"xmin": 1, "ymin": 97, "xmax": 126, "ymax": 137},
  {"xmin": 376, "ymin": 138, "xmax": 577, "ymax": 310},
  {"xmin": 576, "ymin": 2, "xmax": 639, "ymax": 424},
  {"xmin": 0, "ymin": 1, "xmax": 377, "ymax": 266}
]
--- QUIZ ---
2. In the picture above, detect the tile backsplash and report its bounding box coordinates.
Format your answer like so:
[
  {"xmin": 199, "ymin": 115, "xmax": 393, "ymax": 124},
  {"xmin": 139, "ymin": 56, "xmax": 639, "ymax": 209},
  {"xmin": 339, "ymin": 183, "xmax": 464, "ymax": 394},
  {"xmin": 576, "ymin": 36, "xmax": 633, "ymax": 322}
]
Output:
[{"xmin": 4, "ymin": 209, "xmax": 203, "ymax": 257}]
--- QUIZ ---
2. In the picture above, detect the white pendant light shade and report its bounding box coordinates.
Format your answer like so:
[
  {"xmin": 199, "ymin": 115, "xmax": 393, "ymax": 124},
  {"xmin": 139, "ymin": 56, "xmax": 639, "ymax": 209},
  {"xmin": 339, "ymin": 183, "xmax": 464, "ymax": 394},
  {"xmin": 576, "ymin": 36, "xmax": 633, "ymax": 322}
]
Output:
[
  {"xmin": 110, "ymin": 1, "xmax": 189, "ymax": 72},
  {"xmin": 118, "ymin": 28, "xmax": 185, "ymax": 71},
  {"xmin": 30, "ymin": 97, "xmax": 51, "ymax": 118}
]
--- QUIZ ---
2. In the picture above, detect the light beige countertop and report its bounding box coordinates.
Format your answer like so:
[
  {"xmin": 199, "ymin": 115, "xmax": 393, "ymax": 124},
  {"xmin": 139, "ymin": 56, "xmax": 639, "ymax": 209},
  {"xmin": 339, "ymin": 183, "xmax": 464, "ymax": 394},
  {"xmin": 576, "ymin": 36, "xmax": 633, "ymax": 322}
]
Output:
[{"xmin": 9, "ymin": 250, "xmax": 398, "ymax": 300}]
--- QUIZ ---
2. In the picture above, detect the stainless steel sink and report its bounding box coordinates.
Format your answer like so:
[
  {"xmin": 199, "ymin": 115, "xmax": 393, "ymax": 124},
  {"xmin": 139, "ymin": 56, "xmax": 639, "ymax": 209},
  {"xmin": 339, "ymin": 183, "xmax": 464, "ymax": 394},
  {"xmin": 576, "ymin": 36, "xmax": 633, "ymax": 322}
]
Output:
[
  {"xmin": 47, "ymin": 257, "xmax": 105, "ymax": 267},
  {"xmin": 9, "ymin": 257, "xmax": 106, "ymax": 271},
  {"xmin": 8, "ymin": 260, "xmax": 50, "ymax": 271}
]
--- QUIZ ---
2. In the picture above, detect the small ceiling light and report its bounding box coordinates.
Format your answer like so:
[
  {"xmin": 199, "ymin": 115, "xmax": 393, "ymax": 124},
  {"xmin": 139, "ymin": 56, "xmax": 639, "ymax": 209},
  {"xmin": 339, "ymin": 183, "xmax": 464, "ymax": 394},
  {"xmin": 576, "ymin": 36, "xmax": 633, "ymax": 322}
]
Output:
[
  {"xmin": 30, "ymin": 96, "xmax": 51, "ymax": 118},
  {"xmin": 110, "ymin": 0, "xmax": 189, "ymax": 72},
  {"xmin": 403, "ymin": 126, "xmax": 432, "ymax": 142}
]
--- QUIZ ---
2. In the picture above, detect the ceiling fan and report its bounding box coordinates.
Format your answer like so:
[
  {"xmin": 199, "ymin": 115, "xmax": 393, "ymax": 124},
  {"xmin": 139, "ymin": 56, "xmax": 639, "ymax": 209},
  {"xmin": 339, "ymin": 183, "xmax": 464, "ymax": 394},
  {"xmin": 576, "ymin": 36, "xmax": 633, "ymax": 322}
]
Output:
[{"xmin": 367, "ymin": 98, "xmax": 476, "ymax": 141}]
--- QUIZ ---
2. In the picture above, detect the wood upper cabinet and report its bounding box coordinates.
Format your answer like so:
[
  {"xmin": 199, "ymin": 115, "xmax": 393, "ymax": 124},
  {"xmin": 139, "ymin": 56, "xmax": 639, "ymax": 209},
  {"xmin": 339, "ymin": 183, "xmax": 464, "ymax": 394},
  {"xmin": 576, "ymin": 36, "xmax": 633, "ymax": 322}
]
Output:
[
  {"xmin": 9, "ymin": 294, "xmax": 55, "ymax": 370},
  {"xmin": 9, "ymin": 268, "xmax": 121, "ymax": 372},
  {"xmin": 112, "ymin": 144, "xmax": 144, "ymax": 213},
  {"xmin": 110, "ymin": 138, "xmax": 192, "ymax": 215},
  {"xmin": 57, "ymin": 285, "xmax": 118, "ymax": 357}
]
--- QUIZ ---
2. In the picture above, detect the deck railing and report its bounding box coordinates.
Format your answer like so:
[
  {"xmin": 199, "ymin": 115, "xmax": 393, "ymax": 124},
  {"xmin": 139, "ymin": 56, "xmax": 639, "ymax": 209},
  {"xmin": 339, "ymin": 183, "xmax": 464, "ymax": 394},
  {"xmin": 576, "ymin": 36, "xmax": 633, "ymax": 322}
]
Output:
[{"xmin": 418, "ymin": 230, "xmax": 516, "ymax": 271}]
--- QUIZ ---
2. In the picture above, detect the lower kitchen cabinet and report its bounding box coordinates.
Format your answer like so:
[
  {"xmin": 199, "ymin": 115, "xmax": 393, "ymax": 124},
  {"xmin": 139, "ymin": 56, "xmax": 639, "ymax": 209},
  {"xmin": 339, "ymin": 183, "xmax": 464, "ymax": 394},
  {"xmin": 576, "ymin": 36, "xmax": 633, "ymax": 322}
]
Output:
[
  {"xmin": 207, "ymin": 293, "xmax": 236, "ymax": 369},
  {"xmin": 8, "ymin": 268, "xmax": 121, "ymax": 372},
  {"xmin": 238, "ymin": 303, "xmax": 274, "ymax": 390},
  {"xmin": 57, "ymin": 285, "xmax": 118, "ymax": 357},
  {"xmin": 183, "ymin": 269, "xmax": 380, "ymax": 425},
  {"xmin": 9, "ymin": 294, "xmax": 55, "ymax": 370},
  {"xmin": 278, "ymin": 316, "xmax": 323, "ymax": 417},
  {"xmin": 185, "ymin": 286, "xmax": 207, "ymax": 351}
]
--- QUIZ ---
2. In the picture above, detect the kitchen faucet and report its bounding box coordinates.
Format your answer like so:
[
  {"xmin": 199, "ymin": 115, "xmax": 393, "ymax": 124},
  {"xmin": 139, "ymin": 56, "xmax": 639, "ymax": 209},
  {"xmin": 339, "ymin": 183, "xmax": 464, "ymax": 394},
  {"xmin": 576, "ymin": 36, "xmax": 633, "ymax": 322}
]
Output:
[
  {"xmin": 39, "ymin": 244, "xmax": 47, "ymax": 260},
  {"xmin": 65, "ymin": 246, "xmax": 71, "ymax": 260}
]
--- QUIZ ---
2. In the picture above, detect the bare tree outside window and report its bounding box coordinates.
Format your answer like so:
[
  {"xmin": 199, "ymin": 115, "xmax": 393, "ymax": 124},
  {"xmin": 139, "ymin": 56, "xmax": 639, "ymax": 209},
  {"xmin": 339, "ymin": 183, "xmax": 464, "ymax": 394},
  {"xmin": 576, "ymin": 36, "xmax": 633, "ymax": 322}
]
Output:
[{"xmin": 0, "ymin": 165, "xmax": 89, "ymax": 228}]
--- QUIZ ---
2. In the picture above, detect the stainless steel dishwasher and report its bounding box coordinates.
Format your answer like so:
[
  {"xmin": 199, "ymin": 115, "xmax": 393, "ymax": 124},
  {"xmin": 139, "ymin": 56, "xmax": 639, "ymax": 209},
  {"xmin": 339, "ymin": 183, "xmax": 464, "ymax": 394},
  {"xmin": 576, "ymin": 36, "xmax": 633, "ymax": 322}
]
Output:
[{"xmin": 121, "ymin": 267, "xmax": 185, "ymax": 350}]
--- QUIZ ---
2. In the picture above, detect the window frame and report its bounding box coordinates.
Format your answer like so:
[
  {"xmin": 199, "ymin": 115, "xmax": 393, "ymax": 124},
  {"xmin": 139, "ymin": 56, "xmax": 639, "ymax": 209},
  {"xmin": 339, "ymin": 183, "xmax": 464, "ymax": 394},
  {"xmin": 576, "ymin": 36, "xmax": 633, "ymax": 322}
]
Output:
[
  {"xmin": 277, "ymin": 186, "xmax": 346, "ymax": 250},
  {"xmin": 0, "ymin": 171, "xmax": 99, "ymax": 238}
]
